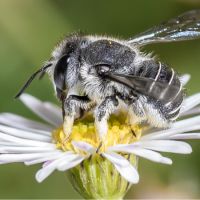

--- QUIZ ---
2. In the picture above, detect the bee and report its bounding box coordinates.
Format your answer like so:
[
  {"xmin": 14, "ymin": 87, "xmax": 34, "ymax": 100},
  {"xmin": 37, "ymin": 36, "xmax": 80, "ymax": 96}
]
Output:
[{"xmin": 15, "ymin": 10, "xmax": 200, "ymax": 140}]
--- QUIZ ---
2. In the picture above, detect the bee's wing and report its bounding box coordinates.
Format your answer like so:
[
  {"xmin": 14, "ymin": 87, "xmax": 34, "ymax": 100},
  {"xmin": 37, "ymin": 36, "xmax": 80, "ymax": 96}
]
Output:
[
  {"xmin": 128, "ymin": 10, "xmax": 200, "ymax": 46},
  {"xmin": 108, "ymin": 73, "xmax": 181, "ymax": 104}
]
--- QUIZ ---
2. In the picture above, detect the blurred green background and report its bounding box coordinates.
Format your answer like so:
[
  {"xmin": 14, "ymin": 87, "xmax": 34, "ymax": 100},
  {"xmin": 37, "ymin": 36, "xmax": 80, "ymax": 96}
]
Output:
[{"xmin": 0, "ymin": 0, "xmax": 200, "ymax": 198}]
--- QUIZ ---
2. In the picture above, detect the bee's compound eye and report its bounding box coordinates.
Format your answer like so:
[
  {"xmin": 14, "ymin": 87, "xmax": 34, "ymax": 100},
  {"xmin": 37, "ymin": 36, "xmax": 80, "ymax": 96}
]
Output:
[{"xmin": 54, "ymin": 54, "xmax": 68, "ymax": 90}]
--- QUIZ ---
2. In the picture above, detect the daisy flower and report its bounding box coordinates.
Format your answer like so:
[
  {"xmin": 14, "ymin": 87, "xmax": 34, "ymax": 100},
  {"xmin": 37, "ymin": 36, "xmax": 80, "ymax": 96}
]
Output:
[{"xmin": 0, "ymin": 74, "xmax": 200, "ymax": 199}]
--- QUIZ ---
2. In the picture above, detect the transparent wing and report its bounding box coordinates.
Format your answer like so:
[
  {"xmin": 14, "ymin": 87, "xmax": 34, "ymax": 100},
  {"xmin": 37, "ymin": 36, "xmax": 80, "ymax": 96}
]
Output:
[
  {"xmin": 108, "ymin": 73, "xmax": 181, "ymax": 104},
  {"xmin": 128, "ymin": 10, "xmax": 200, "ymax": 46}
]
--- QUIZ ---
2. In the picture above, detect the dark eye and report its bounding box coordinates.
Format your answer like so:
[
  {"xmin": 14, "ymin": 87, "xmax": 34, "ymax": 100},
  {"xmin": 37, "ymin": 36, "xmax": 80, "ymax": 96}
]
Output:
[{"xmin": 54, "ymin": 54, "xmax": 68, "ymax": 90}]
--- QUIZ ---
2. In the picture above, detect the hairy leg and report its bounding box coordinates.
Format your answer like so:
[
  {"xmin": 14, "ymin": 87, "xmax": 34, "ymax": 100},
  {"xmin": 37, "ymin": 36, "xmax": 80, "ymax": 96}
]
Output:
[
  {"xmin": 128, "ymin": 96, "xmax": 169, "ymax": 128},
  {"xmin": 128, "ymin": 99, "xmax": 146, "ymax": 125},
  {"xmin": 95, "ymin": 95, "xmax": 119, "ymax": 140},
  {"xmin": 143, "ymin": 102, "xmax": 169, "ymax": 128},
  {"xmin": 63, "ymin": 95, "xmax": 95, "ymax": 136}
]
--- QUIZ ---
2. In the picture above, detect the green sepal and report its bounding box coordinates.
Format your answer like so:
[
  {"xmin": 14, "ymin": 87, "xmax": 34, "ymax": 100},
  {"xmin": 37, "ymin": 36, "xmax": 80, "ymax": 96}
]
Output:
[{"xmin": 67, "ymin": 154, "xmax": 137, "ymax": 199}]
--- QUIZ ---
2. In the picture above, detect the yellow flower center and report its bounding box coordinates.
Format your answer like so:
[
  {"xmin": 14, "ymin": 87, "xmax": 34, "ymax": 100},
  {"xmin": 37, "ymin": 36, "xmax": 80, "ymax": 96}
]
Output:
[{"xmin": 52, "ymin": 114, "xmax": 142, "ymax": 153}]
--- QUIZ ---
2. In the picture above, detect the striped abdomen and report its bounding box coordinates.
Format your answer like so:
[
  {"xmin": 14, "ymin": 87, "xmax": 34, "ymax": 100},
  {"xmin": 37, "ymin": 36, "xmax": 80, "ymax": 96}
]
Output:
[{"xmin": 136, "ymin": 60, "xmax": 183, "ymax": 122}]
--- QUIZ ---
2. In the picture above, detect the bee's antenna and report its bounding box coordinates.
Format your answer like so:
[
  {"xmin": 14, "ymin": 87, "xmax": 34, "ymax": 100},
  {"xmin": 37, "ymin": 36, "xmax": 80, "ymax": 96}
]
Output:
[
  {"xmin": 15, "ymin": 63, "xmax": 52, "ymax": 99},
  {"xmin": 38, "ymin": 71, "xmax": 46, "ymax": 80}
]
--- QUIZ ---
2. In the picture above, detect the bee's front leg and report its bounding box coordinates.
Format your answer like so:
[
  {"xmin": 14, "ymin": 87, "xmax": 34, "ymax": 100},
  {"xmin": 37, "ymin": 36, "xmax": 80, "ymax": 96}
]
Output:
[
  {"xmin": 95, "ymin": 95, "xmax": 119, "ymax": 140},
  {"xmin": 63, "ymin": 95, "xmax": 94, "ymax": 137}
]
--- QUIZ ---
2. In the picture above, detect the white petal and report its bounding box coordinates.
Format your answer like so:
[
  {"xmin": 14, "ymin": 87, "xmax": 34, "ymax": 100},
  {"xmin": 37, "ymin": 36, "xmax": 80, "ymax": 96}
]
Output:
[
  {"xmin": 0, "ymin": 132, "xmax": 54, "ymax": 147},
  {"xmin": 20, "ymin": 94, "xmax": 61, "ymax": 127},
  {"xmin": 43, "ymin": 102, "xmax": 62, "ymax": 122},
  {"xmin": 142, "ymin": 124, "xmax": 200, "ymax": 140},
  {"xmin": 130, "ymin": 148, "xmax": 172, "ymax": 165},
  {"xmin": 181, "ymin": 106, "xmax": 200, "ymax": 117},
  {"xmin": 0, "ymin": 142, "xmax": 18, "ymax": 146},
  {"xmin": 180, "ymin": 74, "xmax": 190, "ymax": 86},
  {"xmin": 180, "ymin": 93, "xmax": 200, "ymax": 114},
  {"xmin": 0, "ymin": 113, "xmax": 52, "ymax": 134},
  {"xmin": 135, "ymin": 140, "xmax": 192, "ymax": 154},
  {"xmin": 170, "ymin": 133, "xmax": 200, "ymax": 140},
  {"xmin": 57, "ymin": 154, "xmax": 85, "ymax": 171},
  {"xmin": 25, "ymin": 151, "xmax": 71, "ymax": 166},
  {"xmin": 0, "ymin": 152, "xmax": 60, "ymax": 163},
  {"xmin": 173, "ymin": 115, "xmax": 200, "ymax": 128},
  {"xmin": 0, "ymin": 146, "xmax": 56, "ymax": 153},
  {"xmin": 0, "ymin": 124, "xmax": 51, "ymax": 142},
  {"xmin": 24, "ymin": 152, "xmax": 67, "ymax": 165},
  {"xmin": 72, "ymin": 141, "xmax": 96, "ymax": 154},
  {"xmin": 35, "ymin": 154, "xmax": 67, "ymax": 183},
  {"xmin": 102, "ymin": 152, "xmax": 130, "ymax": 167},
  {"xmin": 42, "ymin": 160, "xmax": 56, "ymax": 168},
  {"xmin": 35, "ymin": 157, "xmax": 65, "ymax": 183},
  {"xmin": 142, "ymin": 116, "xmax": 200, "ymax": 140},
  {"xmin": 103, "ymin": 152, "xmax": 139, "ymax": 184},
  {"xmin": 108, "ymin": 145, "xmax": 172, "ymax": 165},
  {"xmin": 0, "ymin": 140, "xmax": 53, "ymax": 148},
  {"xmin": 0, "ymin": 142, "xmax": 35, "ymax": 147}
]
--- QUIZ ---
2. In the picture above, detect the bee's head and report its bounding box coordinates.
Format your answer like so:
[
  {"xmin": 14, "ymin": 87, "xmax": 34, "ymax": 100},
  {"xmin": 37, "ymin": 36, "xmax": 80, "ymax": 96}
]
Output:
[
  {"xmin": 52, "ymin": 34, "xmax": 88, "ymax": 91},
  {"xmin": 15, "ymin": 33, "xmax": 87, "ymax": 99}
]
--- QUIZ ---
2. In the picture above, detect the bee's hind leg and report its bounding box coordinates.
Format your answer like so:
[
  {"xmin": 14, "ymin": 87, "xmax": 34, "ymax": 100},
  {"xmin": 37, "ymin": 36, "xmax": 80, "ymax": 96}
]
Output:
[
  {"xmin": 128, "ymin": 99, "xmax": 147, "ymax": 126},
  {"xmin": 128, "ymin": 97, "xmax": 169, "ymax": 128},
  {"xmin": 95, "ymin": 95, "xmax": 119, "ymax": 140}
]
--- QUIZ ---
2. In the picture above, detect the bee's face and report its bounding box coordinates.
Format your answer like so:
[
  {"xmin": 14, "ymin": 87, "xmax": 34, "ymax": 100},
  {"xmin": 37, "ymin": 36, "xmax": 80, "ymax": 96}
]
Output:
[{"xmin": 51, "ymin": 36, "xmax": 86, "ymax": 91}]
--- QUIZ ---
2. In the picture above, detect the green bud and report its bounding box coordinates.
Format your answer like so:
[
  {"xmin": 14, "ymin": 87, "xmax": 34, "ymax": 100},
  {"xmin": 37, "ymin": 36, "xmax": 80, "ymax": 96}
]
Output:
[{"xmin": 68, "ymin": 154, "xmax": 137, "ymax": 199}]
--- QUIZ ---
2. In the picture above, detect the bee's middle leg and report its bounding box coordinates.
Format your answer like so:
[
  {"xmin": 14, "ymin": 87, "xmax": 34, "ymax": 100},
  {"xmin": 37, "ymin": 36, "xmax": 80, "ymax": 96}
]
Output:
[{"xmin": 95, "ymin": 95, "xmax": 119, "ymax": 140}]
